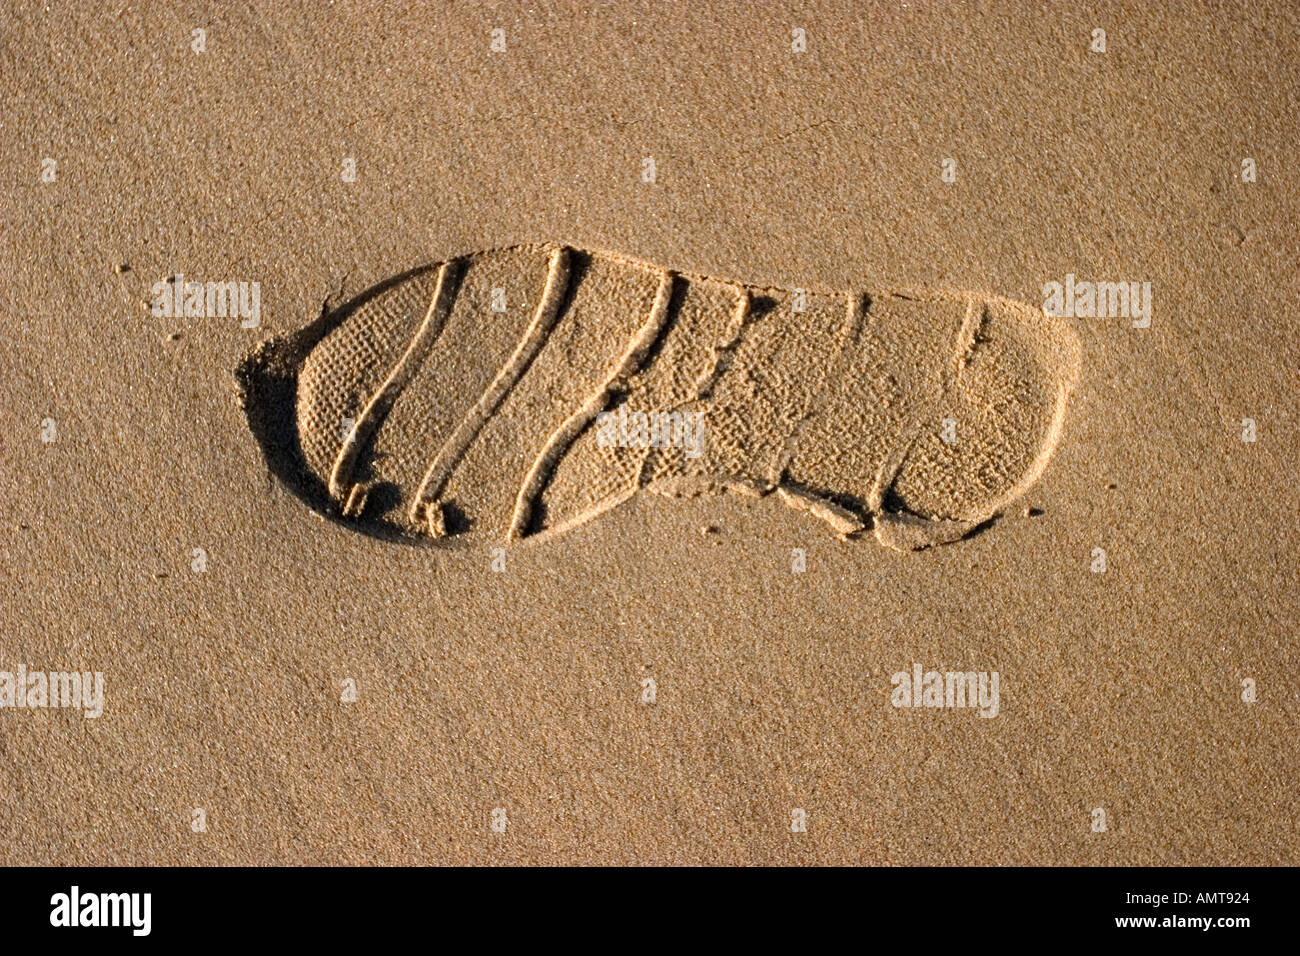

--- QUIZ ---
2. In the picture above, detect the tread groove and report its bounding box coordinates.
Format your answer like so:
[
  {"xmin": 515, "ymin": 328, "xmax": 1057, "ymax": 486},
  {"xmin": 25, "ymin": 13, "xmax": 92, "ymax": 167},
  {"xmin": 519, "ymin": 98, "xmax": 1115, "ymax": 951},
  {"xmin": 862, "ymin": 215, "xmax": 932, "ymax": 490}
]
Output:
[
  {"xmin": 507, "ymin": 269, "xmax": 678, "ymax": 540},
  {"xmin": 769, "ymin": 290, "xmax": 869, "ymax": 484},
  {"xmin": 326, "ymin": 258, "xmax": 463, "ymax": 502},
  {"xmin": 408, "ymin": 246, "xmax": 573, "ymax": 531}
]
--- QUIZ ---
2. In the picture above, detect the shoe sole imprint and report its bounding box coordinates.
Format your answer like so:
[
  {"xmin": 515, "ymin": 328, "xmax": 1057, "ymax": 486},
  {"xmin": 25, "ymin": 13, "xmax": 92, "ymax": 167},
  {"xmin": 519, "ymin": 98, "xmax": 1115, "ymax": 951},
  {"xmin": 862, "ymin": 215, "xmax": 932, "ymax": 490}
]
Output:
[{"xmin": 237, "ymin": 243, "xmax": 1081, "ymax": 550}]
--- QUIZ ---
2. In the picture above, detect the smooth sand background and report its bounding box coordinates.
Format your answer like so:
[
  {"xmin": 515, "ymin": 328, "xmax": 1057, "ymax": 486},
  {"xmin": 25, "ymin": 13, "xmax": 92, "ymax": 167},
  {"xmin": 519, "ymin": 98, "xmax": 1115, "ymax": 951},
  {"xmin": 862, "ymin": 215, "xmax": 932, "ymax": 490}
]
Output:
[{"xmin": 2, "ymin": 0, "xmax": 1296, "ymax": 864}]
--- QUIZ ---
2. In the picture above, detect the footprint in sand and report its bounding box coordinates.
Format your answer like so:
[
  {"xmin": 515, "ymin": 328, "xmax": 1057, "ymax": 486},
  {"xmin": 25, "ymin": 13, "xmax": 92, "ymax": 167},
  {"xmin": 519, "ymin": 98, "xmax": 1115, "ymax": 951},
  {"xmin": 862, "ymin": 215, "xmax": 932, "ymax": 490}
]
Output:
[{"xmin": 237, "ymin": 243, "xmax": 1081, "ymax": 550}]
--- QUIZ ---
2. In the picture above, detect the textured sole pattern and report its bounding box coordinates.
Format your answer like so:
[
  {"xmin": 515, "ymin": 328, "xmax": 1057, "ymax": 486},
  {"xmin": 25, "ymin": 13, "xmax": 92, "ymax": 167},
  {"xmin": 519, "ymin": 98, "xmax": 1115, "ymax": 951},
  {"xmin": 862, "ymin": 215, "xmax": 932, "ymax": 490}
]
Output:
[{"xmin": 238, "ymin": 243, "xmax": 1081, "ymax": 550}]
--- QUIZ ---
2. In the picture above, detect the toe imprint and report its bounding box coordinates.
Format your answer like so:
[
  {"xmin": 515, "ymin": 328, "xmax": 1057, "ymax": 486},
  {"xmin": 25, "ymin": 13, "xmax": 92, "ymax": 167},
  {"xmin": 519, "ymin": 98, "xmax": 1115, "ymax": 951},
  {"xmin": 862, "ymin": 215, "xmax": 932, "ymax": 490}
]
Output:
[{"xmin": 237, "ymin": 243, "xmax": 1081, "ymax": 550}]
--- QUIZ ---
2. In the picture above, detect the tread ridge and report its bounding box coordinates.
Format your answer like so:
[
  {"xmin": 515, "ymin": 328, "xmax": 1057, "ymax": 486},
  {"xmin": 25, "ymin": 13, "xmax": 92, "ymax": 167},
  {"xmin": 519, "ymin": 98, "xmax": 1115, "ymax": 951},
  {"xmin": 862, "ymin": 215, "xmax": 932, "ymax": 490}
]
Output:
[
  {"xmin": 327, "ymin": 258, "xmax": 463, "ymax": 509},
  {"xmin": 408, "ymin": 246, "xmax": 573, "ymax": 532},
  {"xmin": 769, "ymin": 290, "xmax": 869, "ymax": 485},
  {"xmin": 507, "ymin": 269, "xmax": 678, "ymax": 540},
  {"xmin": 946, "ymin": 296, "xmax": 982, "ymax": 393},
  {"xmin": 692, "ymin": 287, "xmax": 754, "ymax": 399}
]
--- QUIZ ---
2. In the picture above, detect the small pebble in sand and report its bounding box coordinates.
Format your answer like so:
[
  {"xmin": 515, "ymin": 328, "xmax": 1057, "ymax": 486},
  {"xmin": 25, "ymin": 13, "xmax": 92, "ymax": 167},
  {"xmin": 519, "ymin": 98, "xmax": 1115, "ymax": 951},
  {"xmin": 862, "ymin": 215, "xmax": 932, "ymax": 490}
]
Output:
[
  {"xmin": 701, "ymin": 524, "xmax": 720, "ymax": 535},
  {"xmin": 113, "ymin": 263, "xmax": 131, "ymax": 274}
]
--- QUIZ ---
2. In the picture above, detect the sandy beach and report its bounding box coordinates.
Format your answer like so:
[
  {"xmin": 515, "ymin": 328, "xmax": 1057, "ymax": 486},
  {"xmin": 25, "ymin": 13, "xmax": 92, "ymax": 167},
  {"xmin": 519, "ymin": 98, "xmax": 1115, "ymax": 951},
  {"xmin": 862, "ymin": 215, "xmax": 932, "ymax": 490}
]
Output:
[{"xmin": 1, "ymin": 0, "xmax": 1296, "ymax": 864}]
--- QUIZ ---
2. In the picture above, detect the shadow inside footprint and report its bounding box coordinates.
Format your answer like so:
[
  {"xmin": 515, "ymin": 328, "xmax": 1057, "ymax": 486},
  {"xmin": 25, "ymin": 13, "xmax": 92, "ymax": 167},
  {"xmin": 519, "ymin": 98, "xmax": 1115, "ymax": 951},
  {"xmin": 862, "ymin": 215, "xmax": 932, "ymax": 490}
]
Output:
[{"xmin": 235, "ymin": 266, "xmax": 437, "ymax": 544}]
